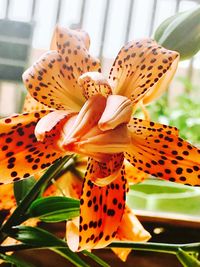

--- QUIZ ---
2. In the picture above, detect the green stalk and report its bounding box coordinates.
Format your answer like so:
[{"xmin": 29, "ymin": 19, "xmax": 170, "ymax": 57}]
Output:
[
  {"xmin": 0, "ymin": 155, "xmax": 74, "ymax": 242},
  {"xmin": 108, "ymin": 242, "xmax": 200, "ymax": 255},
  {"xmin": 1, "ymin": 242, "xmax": 199, "ymax": 255},
  {"xmin": 0, "ymin": 241, "xmax": 200, "ymax": 267}
]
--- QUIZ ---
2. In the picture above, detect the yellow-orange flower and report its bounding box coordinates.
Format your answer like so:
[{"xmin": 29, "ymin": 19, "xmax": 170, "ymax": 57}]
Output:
[{"xmin": 0, "ymin": 26, "xmax": 199, "ymax": 253}]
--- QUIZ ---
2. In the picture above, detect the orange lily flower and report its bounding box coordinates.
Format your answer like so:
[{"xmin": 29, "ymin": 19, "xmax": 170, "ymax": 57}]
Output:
[
  {"xmin": 1, "ymin": 89, "xmax": 150, "ymax": 261},
  {"xmin": 0, "ymin": 26, "xmax": 200, "ymax": 253}
]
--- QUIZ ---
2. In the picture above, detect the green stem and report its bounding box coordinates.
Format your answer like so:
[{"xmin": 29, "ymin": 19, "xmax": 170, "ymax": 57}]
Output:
[
  {"xmin": 1, "ymin": 242, "xmax": 199, "ymax": 255},
  {"xmin": 108, "ymin": 242, "xmax": 200, "ymax": 255},
  {"xmin": 0, "ymin": 155, "xmax": 74, "ymax": 242},
  {"xmin": 181, "ymin": 243, "xmax": 200, "ymax": 253}
]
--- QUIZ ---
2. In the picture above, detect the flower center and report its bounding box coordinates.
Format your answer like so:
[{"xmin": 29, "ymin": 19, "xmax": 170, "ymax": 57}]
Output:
[{"xmin": 61, "ymin": 94, "xmax": 132, "ymax": 161}]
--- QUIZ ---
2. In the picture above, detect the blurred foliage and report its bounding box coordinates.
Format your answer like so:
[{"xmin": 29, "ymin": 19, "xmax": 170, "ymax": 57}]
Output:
[{"xmin": 137, "ymin": 77, "xmax": 200, "ymax": 145}]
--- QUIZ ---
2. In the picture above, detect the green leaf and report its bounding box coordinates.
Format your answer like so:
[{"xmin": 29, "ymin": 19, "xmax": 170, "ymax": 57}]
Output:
[
  {"xmin": 28, "ymin": 196, "xmax": 80, "ymax": 222},
  {"xmin": 0, "ymin": 156, "xmax": 73, "ymax": 239},
  {"xmin": 0, "ymin": 253, "xmax": 34, "ymax": 267},
  {"xmin": 9, "ymin": 226, "xmax": 89, "ymax": 267},
  {"xmin": 176, "ymin": 248, "xmax": 200, "ymax": 267},
  {"xmin": 14, "ymin": 176, "xmax": 36, "ymax": 205},
  {"xmin": 10, "ymin": 225, "xmax": 66, "ymax": 247},
  {"xmin": 154, "ymin": 7, "xmax": 200, "ymax": 60}
]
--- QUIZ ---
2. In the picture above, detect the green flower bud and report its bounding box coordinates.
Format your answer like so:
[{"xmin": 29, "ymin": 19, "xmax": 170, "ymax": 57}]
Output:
[{"xmin": 154, "ymin": 7, "xmax": 200, "ymax": 61}]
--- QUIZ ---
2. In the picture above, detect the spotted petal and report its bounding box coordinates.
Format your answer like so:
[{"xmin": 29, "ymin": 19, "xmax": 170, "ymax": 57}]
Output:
[
  {"xmin": 0, "ymin": 184, "xmax": 16, "ymax": 220},
  {"xmin": 124, "ymin": 159, "xmax": 148, "ymax": 184},
  {"xmin": 112, "ymin": 206, "xmax": 151, "ymax": 262},
  {"xmin": 0, "ymin": 111, "xmax": 64, "ymax": 184},
  {"xmin": 51, "ymin": 25, "xmax": 90, "ymax": 56},
  {"xmin": 66, "ymin": 156, "xmax": 126, "ymax": 251},
  {"xmin": 109, "ymin": 39, "xmax": 179, "ymax": 105},
  {"xmin": 34, "ymin": 110, "xmax": 75, "ymax": 143},
  {"xmin": 50, "ymin": 26, "xmax": 101, "ymax": 84},
  {"xmin": 78, "ymin": 72, "xmax": 112, "ymax": 99},
  {"xmin": 23, "ymin": 51, "xmax": 85, "ymax": 111},
  {"xmin": 126, "ymin": 118, "xmax": 200, "ymax": 186},
  {"xmin": 23, "ymin": 27, "xmax": 101, "ymax": 112},
  {"xmin": 23, "ymin": 93, "xmax": 48, "ymax": 113}
]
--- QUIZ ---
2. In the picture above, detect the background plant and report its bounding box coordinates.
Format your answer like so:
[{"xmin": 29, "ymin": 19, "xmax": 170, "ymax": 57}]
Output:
[{"xmin": 145, "ymin": 77, "xmax": 200, "ymax": 146}]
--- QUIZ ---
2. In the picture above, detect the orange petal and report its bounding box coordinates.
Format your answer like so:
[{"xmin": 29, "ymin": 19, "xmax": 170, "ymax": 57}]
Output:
[
  {"xmin": 23, "ymin": 51, "xmax": 85, "ymax": 112},
  {"xmin": 126, "ymin": 118, "xmax": 200, "ymax": 186},
  {"xmin": 61, "ymin": 95, "xmax": 131, "ymax": 159},
  {"xmin": 78, "ymin": 71, "xmax": 112, "ymax": 99},
  {"xmin": 98, "ymin": 95, "xmax": 132, "ymax": 131},
  {"xmin": 62, "ymin": 94, "xmax": 106, "ymax": 143},
  {"xmin": 90, "ymin": 153, "xmax": 124, "ymax": 186},
  {"xmin": 50, "ymin": 26, "xmax": 101, "ymax": 79},
  {"xmin": 112, "ymin": 206, "xmax": 151, "ymax": 262},
  {"xmin": 35, "ymin": 110, "xmax": 75, "ymax": 142},
  {"xmin": 0, "ymin": 184, "xmax": 16, "ymax": 214},
  {"xmin": 0, "ymin": 111, "xmax": 64, "ymax": 184},
  {"xmin": 51, "ymin": 26, "xmax": 90, "ymax": 57},
  {"xmin": 142, "ymin": 52, "xmax": 178, "ymax": 105},
  {"xmin": 65, "ymin": 124, "xmax": 130, "ymax": 160},
  {"xmin": 24, "ymin": 25, "xmax": 101, "ymax": 111},
  {"xmin": 66, "ymin": 157, "xmax": 126, "ymax": 251},
  {"xmin": 109, "ymin": 39, "xmax": 179, "ymax": 105},
  {"xmin": 23, "ymin": 93, "xmax": 48, "ymax": 113},
  {"xmin": 124, "ymin": 159, "xmax": 148, "ymax": 184},
  {"xmin": 116, "ymin": 206, "xmax": 151, "ymax": 242},
  {"xmin": 129, "ymin": 117, "xmax": 179, "ymax": 135}
]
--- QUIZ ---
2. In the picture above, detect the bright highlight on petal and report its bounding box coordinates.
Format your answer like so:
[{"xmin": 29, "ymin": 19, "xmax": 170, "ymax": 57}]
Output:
[
  {"xmin": 116, "ymin": 206, "xmax": 151, "ymax": 242},
  {"xmin": 98, "ymin": 95, "xmax": 133, "ymax": 131},
  {"xmin": 68, "ymin": 124, "xmax": 131, "ymax": 159}
]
